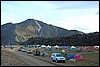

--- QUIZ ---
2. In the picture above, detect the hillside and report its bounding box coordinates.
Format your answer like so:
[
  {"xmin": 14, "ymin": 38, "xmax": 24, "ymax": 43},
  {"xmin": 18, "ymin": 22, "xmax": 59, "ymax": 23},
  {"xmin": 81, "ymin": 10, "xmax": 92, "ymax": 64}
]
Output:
[
  {"xmin": 22, "ymin": 32, "xmax": 99, "ymax": 46},
  {"xmin": 1, "ymin": 19, "xmax": 84, "ymax": 45}
]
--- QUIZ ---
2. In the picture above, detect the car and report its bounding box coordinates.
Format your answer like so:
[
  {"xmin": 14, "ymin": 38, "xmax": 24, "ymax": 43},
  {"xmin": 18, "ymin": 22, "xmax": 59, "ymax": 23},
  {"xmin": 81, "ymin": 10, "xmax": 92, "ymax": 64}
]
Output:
[
  {"xmin": 18, "ymin": 48, "xmax": 21, "ymax": 51},
  {"xmin": 1, "ymin": 46, "xmax": 4, "ymax": 48},
  {"xmin": 27, "ymin": 50, "xmax": 32, "ymax": 54},
  {"xmin": 21, "ymin": 48, "xmax": 26, "ymax": 52},
  {"xmin": 11, "ymin": 46, "xmax": 14, "ymax": 49},
  {"xmin": 33, "ymin": 49, "xmax": 40, "ymax": 56},
  {"xmin": 51, "ymin": 53, "xmax": 65, "ymax": 63}
]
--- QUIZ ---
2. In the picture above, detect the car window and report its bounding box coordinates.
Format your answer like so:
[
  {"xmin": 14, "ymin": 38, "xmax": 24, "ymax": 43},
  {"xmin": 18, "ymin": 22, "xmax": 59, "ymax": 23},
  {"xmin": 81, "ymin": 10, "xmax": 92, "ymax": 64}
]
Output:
[{"xmin": 56, "ymin": 54, "xmax": 62, "ymax": 57}]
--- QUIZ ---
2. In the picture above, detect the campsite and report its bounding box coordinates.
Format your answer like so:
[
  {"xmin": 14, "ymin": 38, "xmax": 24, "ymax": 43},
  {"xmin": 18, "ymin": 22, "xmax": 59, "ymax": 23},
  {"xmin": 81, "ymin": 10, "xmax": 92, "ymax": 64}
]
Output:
[
  {"xmin": 1, "ymin": 45, "xmax": 99, "ymax": 66},
  {"xmin": 32, "ymin": 45, "xmax": 99, "ymax": 66}
]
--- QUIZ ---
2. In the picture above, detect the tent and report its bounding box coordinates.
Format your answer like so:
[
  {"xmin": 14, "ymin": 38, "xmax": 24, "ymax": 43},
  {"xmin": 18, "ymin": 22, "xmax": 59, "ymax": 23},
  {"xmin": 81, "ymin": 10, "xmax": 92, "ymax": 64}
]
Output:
[
  {"xmin": 74, "ymin": 53, "xmax": 82, "ymax": 61},
  {"xmin": 36, "ymin": 45, "xmax": 41, "ymax": 48},
  {"xmin": 94, "ymin": 46, "xmax": 99, "ymax": 51},
  {"xmin": 54, "ymin": 45, "xmax": 59, "ymax": 48},
  {"xmin": 80, "ymin": 46, "xmax": 84, "ymax": 50},
  {"xmin": 41, "ymin": 45, "xmax": 46, "ymax": 48},
  {"xmin": 68, "ymin": 47, "xmax": 74, "ymax": 50},
  {"xmin": 54, "ymin": 45, "xmax": 59, "ymax": 49},
  {"xmin": 62, "ymin": 49, "xmax": 65, "ymax": 52},
  {"xmin": 42, "ymin": 52, "xmax": 49, "ymax": 57},
  {"xmin": 63, "ymin": 46, "xmax": 67, "ymax": 49},
  {"xmin": 75, "ymin": 46, "xmax": 78, "ymax": 48},
  {"xmin": 47, "ymin": 45, "xmax": 51, "ymax": 48},
  {"xmin": 66, "ymin": 54, "xmax": 74, "ymax": 60},
  {"xmin": 71, "ymin": 46, "xmax": 76, "ymax": 49},
  {"xmin": 90, "ymin": 46, "xmax": 94, "ymax": 51},
  {"xmin": 86, "ymin": 46, "xmax": 89, "ymax": 50},
  {"xmin": 47, "ymin": 45, "xmax": 52, "ymax": 51},
  {"xmin": 94, "ymin": 46, "xmax": 99, "ymax": 48},
  {"xmin": 48, "ymin": 47, "xmax": 52, "ymax": 51},
  {"xmin": 4, "ymin": 45, "xmax": 8, "ymax": 48}
]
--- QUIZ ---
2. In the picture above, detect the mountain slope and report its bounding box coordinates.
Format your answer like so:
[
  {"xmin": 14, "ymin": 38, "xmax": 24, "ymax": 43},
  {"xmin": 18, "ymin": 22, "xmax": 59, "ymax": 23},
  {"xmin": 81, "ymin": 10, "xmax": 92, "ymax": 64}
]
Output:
[
  {"xmin": 22, "ymin": 32, "xmax": 99, "ymax": 46},
  {"xmin": 1, "ymin": 19, "xmax": 84, "ymax": 45}
]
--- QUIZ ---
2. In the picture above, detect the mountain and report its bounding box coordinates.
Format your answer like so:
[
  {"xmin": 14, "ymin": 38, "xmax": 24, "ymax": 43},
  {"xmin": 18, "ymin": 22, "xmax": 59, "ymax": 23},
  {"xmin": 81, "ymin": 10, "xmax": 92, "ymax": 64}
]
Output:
[{"xmin": 1, "ymin": 19, "xmax": 84, "ymax": 45}]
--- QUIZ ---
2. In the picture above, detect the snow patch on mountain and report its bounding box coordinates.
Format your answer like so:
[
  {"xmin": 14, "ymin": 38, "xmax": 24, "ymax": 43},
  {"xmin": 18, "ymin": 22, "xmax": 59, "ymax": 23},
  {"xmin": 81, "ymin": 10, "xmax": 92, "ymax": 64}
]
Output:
[{"xmin": 35, "ymin": 20, "xmax": 41, "ymax": 33}]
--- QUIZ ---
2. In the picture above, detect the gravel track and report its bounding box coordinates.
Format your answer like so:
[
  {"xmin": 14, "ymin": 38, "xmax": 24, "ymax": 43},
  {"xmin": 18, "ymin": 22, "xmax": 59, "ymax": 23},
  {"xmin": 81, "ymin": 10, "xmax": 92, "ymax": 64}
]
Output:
[
  {"xmin": 1, "ymin": 49, "xmax": 29, "ymax": 66},
  {"xmin": 1, "ymin": 48, "xmax": 56, "ymax": 66}
]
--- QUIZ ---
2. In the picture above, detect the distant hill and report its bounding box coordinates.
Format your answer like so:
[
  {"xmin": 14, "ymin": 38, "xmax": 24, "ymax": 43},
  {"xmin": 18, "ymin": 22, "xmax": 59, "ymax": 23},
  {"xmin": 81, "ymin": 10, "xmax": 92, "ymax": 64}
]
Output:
[
  {"xmin": 1, "ymin": 19, "xmax": 84, "ymax": 45},
  {"xmin": 22, "ymin": 32, "xmax": 99, "ymax": 46}
]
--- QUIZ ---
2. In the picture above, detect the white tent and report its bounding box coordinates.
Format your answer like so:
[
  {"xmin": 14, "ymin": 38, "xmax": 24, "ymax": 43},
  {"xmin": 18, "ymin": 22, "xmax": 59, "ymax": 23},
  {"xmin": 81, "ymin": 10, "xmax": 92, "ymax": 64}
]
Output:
[
  {"xmin": 54, "ymin": 45, "xmax": 59, "ymax": 48},
  {"xmin": 71, "ymin": 46, "xmax": 76, "ymax": 49},
  {"xmin": 94, "ymin": 46, "xmax": 99, "ymax": 48},
  {"xmin": 47, "ymin": 45, "xmax": 51, "ymax": 48},
  {"xmin": 41, "ymin": 45, "xmax": 46, "ymax": 48}
]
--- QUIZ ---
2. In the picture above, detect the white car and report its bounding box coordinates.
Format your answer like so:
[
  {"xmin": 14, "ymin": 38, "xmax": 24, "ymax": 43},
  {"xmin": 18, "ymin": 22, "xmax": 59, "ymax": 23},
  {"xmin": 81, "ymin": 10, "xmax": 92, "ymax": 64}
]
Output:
[
  {"xmin": 21, "ymin": 48, "xmax": 26, "ymax": 52},
  {"xmin": 51, "ymin": 53, "xmax": 65, "ymax": 63},
  {"xmin": 27, "ymin": 50, "xmax": 32, "ymax": 54}
]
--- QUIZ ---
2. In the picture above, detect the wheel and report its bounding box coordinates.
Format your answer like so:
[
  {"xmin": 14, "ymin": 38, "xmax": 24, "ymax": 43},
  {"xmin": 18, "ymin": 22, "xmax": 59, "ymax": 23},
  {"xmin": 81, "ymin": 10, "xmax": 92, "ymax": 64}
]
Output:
[
  {"xmin": 56, "ymin": 59, "xmax": 58, "ymax": 63},
  {"xmin": 63, "ymin": 61, "xmax": 65, "ymax": 63},
  {"xmin": 52, "ymin": 59, "xmax": 54, "ymax": 62},
  {"xmin": 52, "ymin": 58, "xmax": 55, "ymax": 62}
]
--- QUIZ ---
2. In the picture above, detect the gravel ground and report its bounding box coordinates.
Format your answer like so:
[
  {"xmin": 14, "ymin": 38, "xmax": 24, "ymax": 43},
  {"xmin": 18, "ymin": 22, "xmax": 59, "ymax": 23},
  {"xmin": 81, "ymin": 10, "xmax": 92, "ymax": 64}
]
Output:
[{"xmin": 1, "ymin": 49, "xmax": 30, "ymax": 66}]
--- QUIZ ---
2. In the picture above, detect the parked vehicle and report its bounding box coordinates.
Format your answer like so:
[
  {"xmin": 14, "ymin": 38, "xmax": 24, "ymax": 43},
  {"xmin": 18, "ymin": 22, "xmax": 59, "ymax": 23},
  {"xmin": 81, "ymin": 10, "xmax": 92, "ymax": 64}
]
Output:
[
  {"xmin": 33, "ymin": 49, "xmax": 40, "ymax": 56},
  {"xmin": 11, "ymin": 47, "xmax": 13, "ymax": 49},
  {"xmin": 51, "ymin": 53, "xmax": 65, "ymax": 63},
  {"xmin": 18, "ymin": 48, "xmax": 21, "ymax": 51},
  {"xmin": 21, "ymin": 48, "xmax": 26, "ymax": 52},
  {"xmin": 27, "ymin": 50, "xmax": 32, "ymax": 54}
]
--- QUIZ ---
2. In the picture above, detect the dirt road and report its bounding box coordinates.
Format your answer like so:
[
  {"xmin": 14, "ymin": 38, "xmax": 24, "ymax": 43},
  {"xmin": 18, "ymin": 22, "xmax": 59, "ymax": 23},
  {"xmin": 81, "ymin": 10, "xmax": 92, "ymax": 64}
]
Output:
[
  {"xmin": 2, "ymin": 48, "xmax": 76, "ymax": 66},
  {"xmin": 2, "ymin": 48, "xmax": 56, "ymax": 66}
]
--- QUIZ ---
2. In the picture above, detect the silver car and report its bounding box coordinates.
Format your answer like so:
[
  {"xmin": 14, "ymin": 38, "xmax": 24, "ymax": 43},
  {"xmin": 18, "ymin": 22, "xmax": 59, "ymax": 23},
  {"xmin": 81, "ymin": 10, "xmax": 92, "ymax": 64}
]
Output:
[
  {"xmin": 27, "ymin": 50, "xmax": 32, "ymax": 54},
  {"xmin": 51, "ymin": 53, "xmax": 65, "ymax": 63},
  {"xmin": 21, "ymin": 48, "xmax": 26, "ymax": 52}
]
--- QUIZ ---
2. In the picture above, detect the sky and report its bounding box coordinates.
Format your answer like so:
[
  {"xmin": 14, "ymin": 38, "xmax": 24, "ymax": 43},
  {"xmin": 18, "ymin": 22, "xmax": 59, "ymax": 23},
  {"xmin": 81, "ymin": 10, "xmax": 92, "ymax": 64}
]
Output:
[{"xmin": 1, "ymin": 1, "xmax": 99, "ymax": 33}]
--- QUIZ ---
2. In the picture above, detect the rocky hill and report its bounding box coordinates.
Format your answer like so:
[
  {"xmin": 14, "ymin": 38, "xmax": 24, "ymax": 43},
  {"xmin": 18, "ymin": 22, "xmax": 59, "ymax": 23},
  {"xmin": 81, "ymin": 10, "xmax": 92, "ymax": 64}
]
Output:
[{"xmin": 1, "ymin": 19, "xmax": 84, "ymax": 45}]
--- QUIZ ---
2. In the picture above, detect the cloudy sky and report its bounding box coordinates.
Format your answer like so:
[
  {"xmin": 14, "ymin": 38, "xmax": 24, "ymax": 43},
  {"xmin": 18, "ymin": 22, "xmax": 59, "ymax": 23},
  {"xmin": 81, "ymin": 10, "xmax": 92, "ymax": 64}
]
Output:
[{"xmin": 1, "ymin": 1, "xmax": 99, "ymax": 33}]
